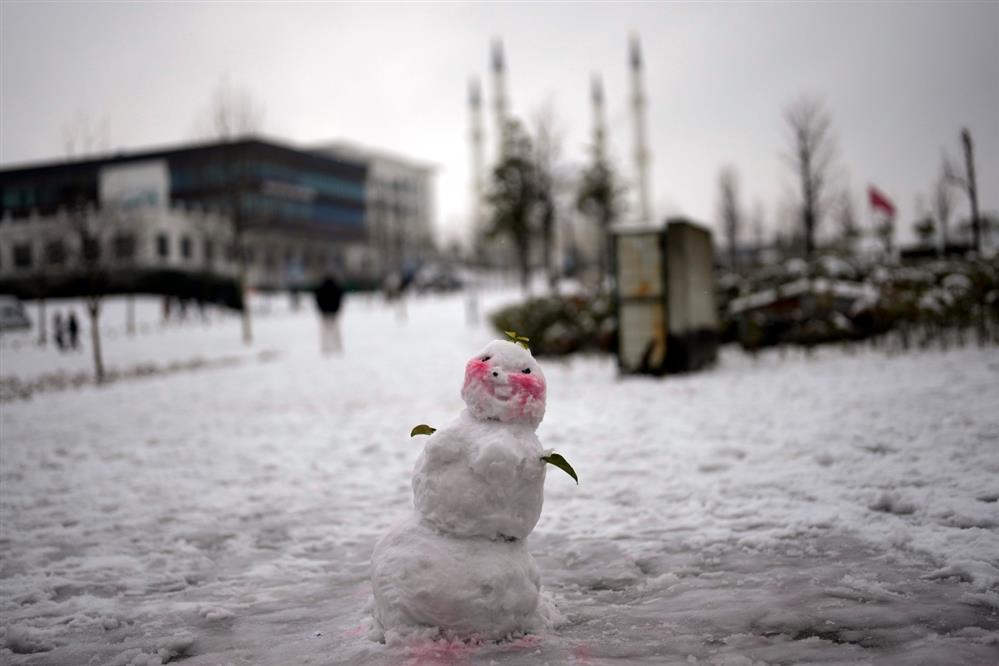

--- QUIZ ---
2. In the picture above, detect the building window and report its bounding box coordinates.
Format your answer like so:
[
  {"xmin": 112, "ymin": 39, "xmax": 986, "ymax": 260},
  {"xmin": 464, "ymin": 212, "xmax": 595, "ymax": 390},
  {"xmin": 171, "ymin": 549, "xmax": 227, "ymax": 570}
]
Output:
[
  {"xmin": 180, "ymin": 236, "xmax": 192, "ymax": 260},
  {"xmin": 243, "ymin": 245, "xmax": 254, "ymax": 265},
  {"xmin": 226, "ymin": 243, "xmax": 238, "ymax": 263},
  {"xmin": 13, "ymin": 243, "xmax": 32, "ymax": 268},
  {"xmin": 157, "ymin": 233, "xmax": 170, "ymax": 260},
  {"xmin": 82, "ymin": 238, "xmax": 100, "ymax": 263},
  {"xmin": 113, "ymin": 234, "xmax": 136, "ymax": 261},
  {"xmin": 45, "ymin": 240, "xmax": 66, "ymax": 265},
  {"xmin": 204, "ymin": 239, "xmax": 215, "ymax": 263}
]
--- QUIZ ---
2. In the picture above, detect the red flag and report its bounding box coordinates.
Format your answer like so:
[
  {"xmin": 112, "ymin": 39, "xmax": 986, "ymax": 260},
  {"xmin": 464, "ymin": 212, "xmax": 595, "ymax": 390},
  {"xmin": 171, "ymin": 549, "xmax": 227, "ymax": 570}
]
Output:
[{"xmin": 868, "ymin": 186, "xmax": 896, "ymax": 217}]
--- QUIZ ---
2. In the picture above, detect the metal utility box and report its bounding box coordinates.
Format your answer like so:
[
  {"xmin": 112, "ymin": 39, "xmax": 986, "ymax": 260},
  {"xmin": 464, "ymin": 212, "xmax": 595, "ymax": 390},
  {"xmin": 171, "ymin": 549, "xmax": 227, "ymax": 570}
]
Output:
[{"xmin": 613, "ymin": 218, "xmax": 719, "ymax": 375}]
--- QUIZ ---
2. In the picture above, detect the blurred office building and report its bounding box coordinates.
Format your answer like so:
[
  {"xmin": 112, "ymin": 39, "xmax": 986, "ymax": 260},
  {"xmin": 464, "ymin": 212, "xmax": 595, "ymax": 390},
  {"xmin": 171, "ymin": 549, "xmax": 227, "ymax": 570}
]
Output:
[
  {"xmin": 0, "ymin": 137, "xmax": 436, "ymax": 299},
  {"xmin": 313, "ymin": 140, "xmax": 437, "ymax": 279}
]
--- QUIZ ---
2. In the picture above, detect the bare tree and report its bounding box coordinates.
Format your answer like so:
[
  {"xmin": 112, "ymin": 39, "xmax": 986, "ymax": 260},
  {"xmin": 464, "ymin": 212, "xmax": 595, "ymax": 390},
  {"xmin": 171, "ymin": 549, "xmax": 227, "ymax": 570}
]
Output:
[
  {"xmin": 577, "ymin": 141, "xmax": 625, "ymax": 290},
  {"xmin": 913, "ymin": 195, "xmax": 935, "ymax": 247},
  {"xmin": 750, "ymin": 200, "xmax": 765, "ymax": 266},
  {"xmin": 718, "ymin": 167, "xmax": 741, "ymax": 270},
  {"xmin": 774, "ymin": 193, "xmax": 801, "ymax": 257},
  {"xmin": 35, "ymin": 230, "xmax": 54, "ymax": 346},
  {"xmin": 961, "ymin": 128, "xmax": 981, "ymax": 252},
  {"xmin": 933, "ymin": 163, "xmax": 954, "ymax": 254},
  {"xmin": 783, "ymin": 96, "xmax": 836, "ymax": 260},
  {"xmin": 36, "ymin": 114, "xmax": 111, "ymax": 349},
  {"xmin": 943, "ymin": 128, "xmax": 982, "ymax": 252},
  {"xmin": 196, "ymin": 78, "xmax": 264, "ymax": 141},
  {"xmin": 488, "ymin": 119, "xmax": 537, "ymax": 292},
  {"xmin": 66, "ymin": 200, "xmax": 119, "ymax": 383},
  {"xmin": 833, "ymin": 189, "xmax": 860, "ymax": 257},
  {"xmin": 530, "ymin": 104, "xmax": 565, "ymax": 292},
  {"xmin": 196, "ymin": 79, "xmax": 264, "ymax": 344},
  {"xmin": 63, "ymin": 111, "xmax": 110, "ymax": 159}
]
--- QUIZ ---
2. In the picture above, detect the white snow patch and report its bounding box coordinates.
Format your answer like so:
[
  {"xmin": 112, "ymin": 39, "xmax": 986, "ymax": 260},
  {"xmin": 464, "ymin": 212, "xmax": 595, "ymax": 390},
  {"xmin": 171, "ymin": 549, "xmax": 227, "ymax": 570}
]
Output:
[{"xmin": 1, "ymin": 291, "xmax": 997, "ymax": 664}]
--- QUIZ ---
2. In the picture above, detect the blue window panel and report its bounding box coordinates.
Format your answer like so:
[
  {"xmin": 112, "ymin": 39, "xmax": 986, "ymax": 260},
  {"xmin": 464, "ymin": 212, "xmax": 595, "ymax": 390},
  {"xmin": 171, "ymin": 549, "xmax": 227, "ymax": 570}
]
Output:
[
  {"xmin": 252, "ymin": 162, "xmax": 365, "ymax": 203},
  {"xmin": 240, "ymin": 193, "xmax": 365, "ymax": 230}
]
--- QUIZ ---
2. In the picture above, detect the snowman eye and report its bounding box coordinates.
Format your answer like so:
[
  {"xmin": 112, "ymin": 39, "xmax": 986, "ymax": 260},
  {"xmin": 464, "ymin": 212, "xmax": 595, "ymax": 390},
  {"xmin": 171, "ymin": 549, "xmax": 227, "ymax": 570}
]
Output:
[
  {"xmin": 481, "ymin": 356, "xmax": 491, "ymax": 362},
  {"xmin": 522, "ymin": 368, "xmax": 531, "ymax": 374}
]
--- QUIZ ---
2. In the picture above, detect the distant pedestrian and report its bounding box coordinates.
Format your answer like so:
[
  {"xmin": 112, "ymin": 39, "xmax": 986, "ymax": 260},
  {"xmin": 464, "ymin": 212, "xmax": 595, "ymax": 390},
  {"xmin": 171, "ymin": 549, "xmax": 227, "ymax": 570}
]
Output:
[
  {"xmin": 383, "ymin": 272, "xmax": 407, "ymax": 322},
  {"xmin": 53, "ymin": 312, "xmax": 66, "ymax": 351},
  {"xmin": 383, "ymin": 272, "xmax": 402, "ymax": 302},
  {"xmin": 314, "ymin": 274, "xmax": 344, "ymax": 354},
  {"xmin": 67, "ymin": 311, "xmax": 80, "ymax": 350}
]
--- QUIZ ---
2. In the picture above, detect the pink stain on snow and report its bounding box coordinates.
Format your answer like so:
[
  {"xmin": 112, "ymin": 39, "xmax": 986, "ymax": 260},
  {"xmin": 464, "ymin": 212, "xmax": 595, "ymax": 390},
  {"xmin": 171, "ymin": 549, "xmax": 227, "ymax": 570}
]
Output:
[
  {"xmin": 505, "ymin": 634, "xmax": 542, "ymax": 650},
  {"xmin": 405, "ymin": 637, "xmax": 479, "ymax": 666},
  {"xmin": 572, "ymin": 642, "xmax": 594, "ymax": 664},
  {"xmin": 342, "ymin": 624, "xmax": 366, "ymax": 638}
]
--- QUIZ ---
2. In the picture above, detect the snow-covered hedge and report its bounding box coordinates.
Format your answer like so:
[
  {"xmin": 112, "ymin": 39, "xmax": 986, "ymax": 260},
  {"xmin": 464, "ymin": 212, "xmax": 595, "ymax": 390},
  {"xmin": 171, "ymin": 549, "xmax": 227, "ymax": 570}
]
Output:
[{"xmin": 490, "ymin": 294, "xmax": 616, "ymax": 357}]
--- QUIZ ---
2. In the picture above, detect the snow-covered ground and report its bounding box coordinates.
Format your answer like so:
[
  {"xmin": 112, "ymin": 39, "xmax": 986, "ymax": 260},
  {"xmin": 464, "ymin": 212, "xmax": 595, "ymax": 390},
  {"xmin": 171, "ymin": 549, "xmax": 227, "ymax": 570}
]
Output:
[{"xmin": 1, "ymin": 292, "xmax": 998, "ymax": 665}]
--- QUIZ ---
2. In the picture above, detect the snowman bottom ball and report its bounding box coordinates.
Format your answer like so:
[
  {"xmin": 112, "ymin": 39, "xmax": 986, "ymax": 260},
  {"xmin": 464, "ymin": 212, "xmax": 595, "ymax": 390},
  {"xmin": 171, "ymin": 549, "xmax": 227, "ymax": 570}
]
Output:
[{"xmin": 370, "ymin": 517, "xmax": 547, "ymax": 640}]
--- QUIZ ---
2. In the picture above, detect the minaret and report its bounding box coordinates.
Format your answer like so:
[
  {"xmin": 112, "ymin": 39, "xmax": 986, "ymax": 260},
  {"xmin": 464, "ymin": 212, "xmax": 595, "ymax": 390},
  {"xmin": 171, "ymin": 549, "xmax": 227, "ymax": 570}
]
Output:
[
  {"xmin": 491, "ymin": 38, "xmax": 509, "ymax": 157},
  {"xmin": 591, "ymin": 74, "xmax": 607, "ymax": 162},
  {"xmin": 629, "ymin": 34, "xmax": 652, "ymax": 223},
  {"xmin": 468, "ymin": 77, "xmax": 486, "ymax": 245}
]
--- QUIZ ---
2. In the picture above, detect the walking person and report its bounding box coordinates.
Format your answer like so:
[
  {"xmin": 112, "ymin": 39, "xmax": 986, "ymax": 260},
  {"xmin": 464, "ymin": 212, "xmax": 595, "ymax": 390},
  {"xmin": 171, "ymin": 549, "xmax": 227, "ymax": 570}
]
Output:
[
  {"xmin": 53, "ymin": 312, "xmax": 66, "ymax": 351},
  {"xmin": 314, "ymin": 274, "xmax": 344, "ymax": 355},
  {"xmin": 67, "ymin": 311, "xmax": 80, "ymax": 350}
]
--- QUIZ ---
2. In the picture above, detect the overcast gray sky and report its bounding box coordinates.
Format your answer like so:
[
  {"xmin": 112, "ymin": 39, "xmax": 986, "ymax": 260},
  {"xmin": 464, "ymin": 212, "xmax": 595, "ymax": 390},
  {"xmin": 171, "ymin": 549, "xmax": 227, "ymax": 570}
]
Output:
[{"xmin": 2, "ymin": 1, "xmax": 997, "ymax": 246}]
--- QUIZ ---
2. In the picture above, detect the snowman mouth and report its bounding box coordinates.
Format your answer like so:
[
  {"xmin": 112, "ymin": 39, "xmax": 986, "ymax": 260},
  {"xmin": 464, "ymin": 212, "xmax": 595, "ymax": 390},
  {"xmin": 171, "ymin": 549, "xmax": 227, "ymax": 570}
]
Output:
[{"xmin": 492, "ymin": 386, "xmax": 513, "ymax": 401}]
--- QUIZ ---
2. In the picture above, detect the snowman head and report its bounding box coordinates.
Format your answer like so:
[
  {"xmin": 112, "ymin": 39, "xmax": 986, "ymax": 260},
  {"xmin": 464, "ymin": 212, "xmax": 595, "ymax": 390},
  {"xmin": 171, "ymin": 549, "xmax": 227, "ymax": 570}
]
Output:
[{"xmin": 461, "ymin": 340, "xmax": 546, "ymax": 428}]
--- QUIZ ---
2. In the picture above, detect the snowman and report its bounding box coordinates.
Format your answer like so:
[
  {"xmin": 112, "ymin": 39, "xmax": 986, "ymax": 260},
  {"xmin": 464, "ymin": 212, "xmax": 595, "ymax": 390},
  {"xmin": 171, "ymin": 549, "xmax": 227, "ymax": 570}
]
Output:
[{"xmin": 369, "ymin": 335, "xmax": 576, "ymax": 642}]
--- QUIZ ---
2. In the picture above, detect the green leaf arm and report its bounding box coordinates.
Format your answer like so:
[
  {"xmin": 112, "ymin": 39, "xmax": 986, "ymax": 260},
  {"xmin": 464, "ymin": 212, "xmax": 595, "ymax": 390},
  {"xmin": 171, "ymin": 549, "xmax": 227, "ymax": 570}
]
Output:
[{"xmin": 541, "ymin": 453, "xmax": 578, "ymax": 484}]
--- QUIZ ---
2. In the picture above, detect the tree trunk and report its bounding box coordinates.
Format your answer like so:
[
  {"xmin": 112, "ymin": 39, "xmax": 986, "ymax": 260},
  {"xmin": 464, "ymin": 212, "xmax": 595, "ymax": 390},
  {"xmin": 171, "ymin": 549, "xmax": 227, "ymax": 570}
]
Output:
[
  {"xmin": 543, "ymin": 209, "xmax": 557, "ymax": 293},
  {"xmin": 126, "ymin": 293, "xmax": 136, "ymax": 336},
  {"xmin": 87, "ymin": 297, "xmax": 105, "ymax": 384},
  {"xmin": 238, "ymin": 244, "xmax": 253, "ymax": 345},
  {"xmin": 517, "ymin": 237, "xmax": 531, "ymax": 293},
  {"xmin": 961, "ymin": 129, "xmax": 981, "ymax": 253},
  {"xmin": 465, "ymin": 283, "xmax": 479, "ymax": 326},
  {"xmin": 602, "ymin": 216, "xmax": 615, "ymax": 293},
  {"xmin": 37, "ymin": 297, "xmax": 47, "ymax": 346},
  {"xmin": 803, "ymin": 207, "xmax": 816, "ymax": 261}
]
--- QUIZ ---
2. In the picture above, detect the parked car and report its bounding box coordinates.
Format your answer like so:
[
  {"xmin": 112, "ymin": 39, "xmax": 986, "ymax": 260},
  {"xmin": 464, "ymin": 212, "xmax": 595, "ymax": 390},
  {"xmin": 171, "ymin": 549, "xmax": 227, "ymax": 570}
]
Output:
[
  {"xmin": 411, "ymin": 264, "xmax": 464, "ymax": 292},
  {"xmin": 0, "ymin": 295, "xmax": 31, "ymax": 332}
]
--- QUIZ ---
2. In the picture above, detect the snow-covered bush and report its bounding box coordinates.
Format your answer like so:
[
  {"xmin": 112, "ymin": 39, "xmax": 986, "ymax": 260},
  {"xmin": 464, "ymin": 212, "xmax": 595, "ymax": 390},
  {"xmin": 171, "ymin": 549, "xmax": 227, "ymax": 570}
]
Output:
[
  {"xmin": 721, "ymin": 254, "xmax": 999, "ymax": 352},
  {"xmin": 490, "ymin": 294, "xmax": 615, "ymax": 357}
]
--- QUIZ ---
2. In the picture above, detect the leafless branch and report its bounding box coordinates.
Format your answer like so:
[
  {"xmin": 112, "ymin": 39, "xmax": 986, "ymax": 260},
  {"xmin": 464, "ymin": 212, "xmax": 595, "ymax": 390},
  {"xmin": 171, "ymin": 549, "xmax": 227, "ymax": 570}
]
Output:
[
  {"xmin": 783, "ymin": 96, "xmax": 838, "ymax": 259},
  {"xmin": 718, "ymin": 167, "xmax": 740, "ymax": 269},
  {"xmin": 196, "ymin": 78, "xmax": 264, "ymax": 141}
]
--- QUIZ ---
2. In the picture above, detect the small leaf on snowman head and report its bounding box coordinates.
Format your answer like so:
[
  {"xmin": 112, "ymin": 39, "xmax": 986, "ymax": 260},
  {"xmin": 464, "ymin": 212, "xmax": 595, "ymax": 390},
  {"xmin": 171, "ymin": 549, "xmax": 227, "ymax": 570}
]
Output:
[
  {"xmin": 541, "ymin": 453, "xmax": 578, "ymax": 484},
  {"xmin": 504, "ymin": 330, "xmax": 519, "ymax": 341},
  {"xmin": 410, "ymin": 424, "xmax": 436, "ymax": 437}
]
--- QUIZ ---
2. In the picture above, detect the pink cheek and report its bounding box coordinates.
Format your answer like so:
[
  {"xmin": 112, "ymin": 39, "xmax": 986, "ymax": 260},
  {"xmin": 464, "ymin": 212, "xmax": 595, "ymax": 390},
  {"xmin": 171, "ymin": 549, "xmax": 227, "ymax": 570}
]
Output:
[
  {"xmin": 463, "ymin": 360, "xmax": 490, "ymax": 390},
  {"xmin": 509, "ymin": 374, "xmax": 545, "ymax": 401}
]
